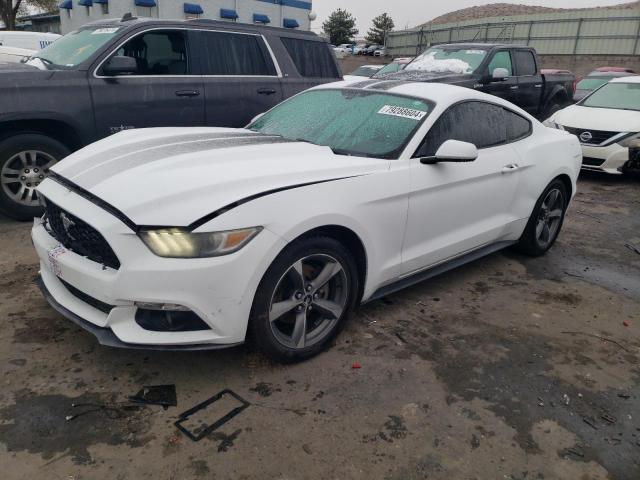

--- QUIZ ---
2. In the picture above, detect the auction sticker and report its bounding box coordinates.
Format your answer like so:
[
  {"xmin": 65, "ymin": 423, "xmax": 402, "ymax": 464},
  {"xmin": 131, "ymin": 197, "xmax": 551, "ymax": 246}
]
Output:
[
  {"xmin": 92, "ymin": 27, "xmax": 119, "ymax": 35},
  {"xmin": 48, "ymin": 245, "xmax": 66, "ymax": 278},
  {"xmin": 378, "ymin": 105, "xmax": 427, "ymax": 121}
]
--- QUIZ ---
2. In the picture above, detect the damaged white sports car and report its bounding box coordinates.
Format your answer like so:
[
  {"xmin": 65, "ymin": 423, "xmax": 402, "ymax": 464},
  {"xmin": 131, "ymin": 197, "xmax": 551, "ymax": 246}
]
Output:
[{"xmin": 32, "ymin": 81, "xmax": 582, "ymax": 362}]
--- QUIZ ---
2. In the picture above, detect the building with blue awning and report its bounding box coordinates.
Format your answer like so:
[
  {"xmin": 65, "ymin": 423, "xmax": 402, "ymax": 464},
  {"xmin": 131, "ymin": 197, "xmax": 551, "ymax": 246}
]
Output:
[{"xmin": 59, "ymin": 0, "xmax": 313, "ymax": 34}]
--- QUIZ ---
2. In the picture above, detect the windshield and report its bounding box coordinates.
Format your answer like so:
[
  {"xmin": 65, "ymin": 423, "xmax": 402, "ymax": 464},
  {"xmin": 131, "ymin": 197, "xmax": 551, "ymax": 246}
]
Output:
[
  {"xmin": 350, "ymin": 66, "xmax": 381, "ymax": 77},
  {"xmin": 374, "ymin": 62, "xmax": 403, "ymax": 77},
  {"xmin": 405, "ymin": 47, "xmax": 487, "ymax": 74},
  {"xmin": 576, "ymin": 78, "xmax": 609, "ymax": 91},
  {"xmin": 248, "ymin": 89, "xmax": 433, "ymax": 159},
  {"xmin": 581, "ymin": 82, "xmax": 640, "ymax": 111},
  {"xmin": 25, "ymin": 26, "xmax": 121, "ymax": 70}
]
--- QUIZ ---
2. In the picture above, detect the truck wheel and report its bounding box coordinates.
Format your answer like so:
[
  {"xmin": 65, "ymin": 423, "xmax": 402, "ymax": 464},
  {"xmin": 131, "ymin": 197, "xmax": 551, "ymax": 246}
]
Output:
[
  {"xmin": 542, "ymin": 101, "xmax": 562, "ymax": 121},
  {"xmin": 0, "ymin": 134, "xmax": 70, "ymax": 221}
]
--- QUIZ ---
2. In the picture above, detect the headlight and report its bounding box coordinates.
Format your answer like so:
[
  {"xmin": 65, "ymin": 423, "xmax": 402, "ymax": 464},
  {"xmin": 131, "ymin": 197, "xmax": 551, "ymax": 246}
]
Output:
[
  {"xmin": 139, "ymin": 227, "xmax": 262, "ymax": 258},
  {"xmin": 618, "ymin": 133, "xmax": 640, "ymax": 148},
  {"xmin": 543, "ymin": 119, "xmax": 564, "ymax": 130}
]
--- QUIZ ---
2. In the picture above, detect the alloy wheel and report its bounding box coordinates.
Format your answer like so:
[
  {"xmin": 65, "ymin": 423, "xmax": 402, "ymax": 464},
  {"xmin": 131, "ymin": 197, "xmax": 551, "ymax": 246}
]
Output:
[
  {"xmin": 269, "ymin": 254, "xmax": 348, "ymax": 349},
  {"xmin": 535, "ymin": 188, "xmax": 564, "ymax": 249},
  {"xmin": 1, "ymin": 150, "xmax": 56, "ymax": 207}
]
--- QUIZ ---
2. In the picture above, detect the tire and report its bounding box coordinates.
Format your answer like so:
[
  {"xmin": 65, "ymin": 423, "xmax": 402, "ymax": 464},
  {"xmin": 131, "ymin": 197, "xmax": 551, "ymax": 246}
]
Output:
[
  {"xmin": 0, "ymin": 133, "xmax": 70, "ymax": 221},
  {"xmin": 249, "ymin": 236, "xmax": 360, "ymax": 363},
  {"xmin": 514, "ymin": 179, "xmax": 568, "ymax": 256},
  {"xmin": 541, "ymin": 101, "xmax": 562, "ymax": 121}
]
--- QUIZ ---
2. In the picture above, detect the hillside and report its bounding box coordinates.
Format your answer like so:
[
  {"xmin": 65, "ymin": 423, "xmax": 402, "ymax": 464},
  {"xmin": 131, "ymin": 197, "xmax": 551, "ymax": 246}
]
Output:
[{"xmin": 423, "ymin": 1, "xmax": 640, "ymax": 26}]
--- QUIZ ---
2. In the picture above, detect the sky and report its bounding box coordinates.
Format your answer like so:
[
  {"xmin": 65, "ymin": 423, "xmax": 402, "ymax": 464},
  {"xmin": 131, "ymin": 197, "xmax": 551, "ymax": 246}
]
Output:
[{"xmin": 309, "ymin": 0, "xmax": 637, "ymax": 34}]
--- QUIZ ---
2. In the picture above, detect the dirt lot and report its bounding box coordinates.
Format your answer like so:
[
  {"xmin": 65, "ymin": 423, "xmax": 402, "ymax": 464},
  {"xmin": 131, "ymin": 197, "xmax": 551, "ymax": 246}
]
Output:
[{"xmin": 0, "ymin": 172, "xmax": 639, "ymax": 480}]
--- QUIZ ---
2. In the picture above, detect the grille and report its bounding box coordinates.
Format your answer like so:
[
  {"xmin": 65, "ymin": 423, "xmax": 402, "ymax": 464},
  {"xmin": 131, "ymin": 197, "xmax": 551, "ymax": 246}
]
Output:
[
  {"xmin": 582, "ymin": 157, "xmax": 606, "ymax": 167},
  {"xmin": 60, "ymin": 279, "xmax": 114, "ymax": 314},
  {"xmin": 44, "ymin": 199, "xmax": 121, "ymax": 269},
  {"xmin": 563, "ymin": 127, "xmax": 621, "ymax": 145}
]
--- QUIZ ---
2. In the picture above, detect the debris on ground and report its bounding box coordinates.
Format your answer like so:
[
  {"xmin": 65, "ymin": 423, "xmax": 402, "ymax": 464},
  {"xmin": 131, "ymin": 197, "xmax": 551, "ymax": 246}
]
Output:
[
  {"xmin": 65, "ymin": 402, "xmax": 143, "ymax": 422},
  {"xmin": 562, "ymin": 394, "xmax": 570, "ymax": 406},
  {"xmin": 624, "ymin": 243, "xmax": 640, "ymax": 255},
  {"xmin": 352, "ymin": 361, "xmax": 361, "ymax": 369},
  {"xmin": 175, "ymin": 389, "xmax": 250, "ymax": 442},
  {"xmin": 623, "ymin": 321, "xmax": 630, "ymax": 327},
  {"xmin": 129, "ymin": 385, "xmax": 177, "ymax": 410}
]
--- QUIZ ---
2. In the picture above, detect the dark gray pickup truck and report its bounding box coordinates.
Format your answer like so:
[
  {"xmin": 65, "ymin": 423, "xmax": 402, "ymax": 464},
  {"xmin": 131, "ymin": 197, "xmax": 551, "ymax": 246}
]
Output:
[
  {"xmin": 377, "ymin": 43, "xmax": 575, "ymax": 121},
  {"xmin": 0, "ymin": 16, "xmax": 341, "ymax": 220}
]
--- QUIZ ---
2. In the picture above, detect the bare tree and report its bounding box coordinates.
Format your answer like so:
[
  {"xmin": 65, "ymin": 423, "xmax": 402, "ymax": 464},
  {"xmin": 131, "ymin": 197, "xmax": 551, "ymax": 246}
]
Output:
[{"xmin": 1, "ymin": 0, "xmax": 56, "ymax": 30}]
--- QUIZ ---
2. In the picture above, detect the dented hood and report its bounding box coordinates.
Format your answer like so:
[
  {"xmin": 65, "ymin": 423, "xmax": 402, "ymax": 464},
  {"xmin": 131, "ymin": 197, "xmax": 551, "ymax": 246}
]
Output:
[{"xmin": 49, "ymin": 127, "xmax": 386, "ymax": 227}]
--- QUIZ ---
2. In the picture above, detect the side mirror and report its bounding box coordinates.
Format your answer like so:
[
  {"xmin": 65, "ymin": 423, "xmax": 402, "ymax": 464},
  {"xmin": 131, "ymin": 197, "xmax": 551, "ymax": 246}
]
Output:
[
  {"xmin": 491, "ymin": 67, "xmax": 509, "ymax": 81},
  {"xmin": 102, "ymin": 55, "xmax": 138, "ymax": 76},
  {"xmin": 420, "ymin": 140, "xmax": 478, "ymax": 164}
]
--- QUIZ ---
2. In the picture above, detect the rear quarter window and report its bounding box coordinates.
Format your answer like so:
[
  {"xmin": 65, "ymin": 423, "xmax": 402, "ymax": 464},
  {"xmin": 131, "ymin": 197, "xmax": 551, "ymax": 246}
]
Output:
[{"xmin": 280, "ymin": 37, "xmax": 340, "ymax": 78}]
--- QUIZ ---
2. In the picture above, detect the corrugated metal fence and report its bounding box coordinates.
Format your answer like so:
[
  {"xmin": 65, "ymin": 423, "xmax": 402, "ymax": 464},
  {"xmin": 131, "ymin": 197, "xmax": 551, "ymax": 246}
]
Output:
[{"xmin": 387, "ymin": 8, "xmax": 640, "ymax": 57}]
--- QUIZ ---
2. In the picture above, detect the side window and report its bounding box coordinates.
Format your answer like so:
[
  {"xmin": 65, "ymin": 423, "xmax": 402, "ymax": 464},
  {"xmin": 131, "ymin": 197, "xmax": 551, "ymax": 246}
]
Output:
[
  {"xmin": 115, "ymin": 30, "xmax": 189, "ymax": 75},
  {"xmin": 514, "ymin": 50, "xmax": 537, "ymax": 76},
  {"xmin": 505, "ymin": 109, "xmax": 532, "ymax": 142},
  {"xmin": 487, "ymin": 51, "xmax": 512, "ymax": 76},
  {"xmin": 415, "ymin": 102, "xmax": 507, "ymax": 157},
  {"xmin": 280, "ymin": 37, "xmax": 340, "ymax": 78},
  {"xmin": 201, "ymin": 31, "xmax": 276, "ymax": 76}
]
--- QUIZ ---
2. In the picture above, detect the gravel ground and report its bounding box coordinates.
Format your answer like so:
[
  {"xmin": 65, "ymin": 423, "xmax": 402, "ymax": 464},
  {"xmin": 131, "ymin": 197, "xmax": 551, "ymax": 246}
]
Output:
[{"xmin": 0, "ymin": 171, "xmax": 639, "ymax": 480}]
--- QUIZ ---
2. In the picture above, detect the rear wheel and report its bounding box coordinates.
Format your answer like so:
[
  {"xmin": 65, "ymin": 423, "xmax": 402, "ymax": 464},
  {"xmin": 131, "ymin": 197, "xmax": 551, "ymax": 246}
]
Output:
[
  {"xmin": 0, "ymin": 133, "xmax": 69, "ymax": 221},
  {"xmin": 249, "ymin": 236, "xmax": 359, "ymax": 363},
  {"xmin": 514, "ymin": 179, "xmax": 568, "ymax": 256}
]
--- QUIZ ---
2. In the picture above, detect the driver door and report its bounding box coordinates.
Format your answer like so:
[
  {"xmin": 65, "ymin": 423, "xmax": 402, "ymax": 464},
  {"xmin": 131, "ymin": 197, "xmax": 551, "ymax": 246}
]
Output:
[{"xmin": 401, "ymin": 101, "xmax": 522, "ymax": 275}]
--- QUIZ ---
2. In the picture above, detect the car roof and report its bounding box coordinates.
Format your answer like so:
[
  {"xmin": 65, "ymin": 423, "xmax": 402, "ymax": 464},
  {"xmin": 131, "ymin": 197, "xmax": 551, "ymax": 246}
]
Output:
[
  {"xmin": 587, "ymin": 71, "xmax": 636, "ymax": 78},
  {"xmin": 81, "ymin": 16, "xmax": 321, "ymax": 39},
  {"xmin": 313, "ymin": 79, "xmax": 531, "ymax": 114},
  {"xmin": 609, "ymin": 75, "xmax": 640, "ymax": 84},
  {"xmin": 432, "ymin": 42, "xmax": 527, "ymax": 50}
]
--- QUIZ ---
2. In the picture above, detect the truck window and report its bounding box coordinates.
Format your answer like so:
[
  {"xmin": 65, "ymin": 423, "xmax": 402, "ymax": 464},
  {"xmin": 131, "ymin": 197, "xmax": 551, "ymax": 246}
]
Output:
[
  {"xmin": 201, "ymin": 31, "xmax": 276, "ymax": 76},
  {"xmin": 487, "ymin": 51, "xmax": 512, "ymax": 76},
  {"xmin": 415, "ymin": 101, "xmax": 507, "ymax": 157},
  {"xmin": 114, "ymin": 30, "xmax": 189, "ymax": 75},
  {"xmin": 514, "ymin": 50, "xmax": 536, "ymax": 76},
  {"xmin": 280, "ymin": 37, "xmax": 340, "ymax": 78}
]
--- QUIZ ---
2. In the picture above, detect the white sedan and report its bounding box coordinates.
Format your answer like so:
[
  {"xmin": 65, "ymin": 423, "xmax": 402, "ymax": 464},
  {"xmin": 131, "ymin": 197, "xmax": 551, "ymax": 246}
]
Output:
[
  {"xmin": 545, "ymin": 76, "xmax": 640, "ymax": 174},
  {"xmin": 32, "ymin": 81, "xmax": 581, "ymax": 362}
]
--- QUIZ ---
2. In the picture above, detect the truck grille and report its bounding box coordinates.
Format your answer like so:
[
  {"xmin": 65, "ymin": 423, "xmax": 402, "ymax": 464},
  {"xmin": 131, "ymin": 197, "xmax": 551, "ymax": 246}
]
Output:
[
  {"xmin": 563, "ymin": 127, "xmax": 622, "ymax": 145},
  {"xmin": 44, "ymin": 199, "xmax": 121, "ymax": 270}
]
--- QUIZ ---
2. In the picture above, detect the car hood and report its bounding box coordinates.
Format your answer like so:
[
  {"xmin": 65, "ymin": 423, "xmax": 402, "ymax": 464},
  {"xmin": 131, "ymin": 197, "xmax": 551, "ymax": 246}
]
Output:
[
  {"xmin": 554, "ymin": 104, "xmax": 640, "ymax": 132},
  {"xmin": 50, "ymin": 128, "xmax": 387, "ymax": 228}
]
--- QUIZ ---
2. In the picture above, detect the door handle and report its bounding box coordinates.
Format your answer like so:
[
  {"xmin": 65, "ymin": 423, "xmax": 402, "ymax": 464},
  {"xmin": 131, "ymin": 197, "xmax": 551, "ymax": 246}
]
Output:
[
  {"xmin": 175, "ymin": 90, "xmax": 200, "ymax": 97},
  {"xmin": 510, "ymin": 85, "xmax": 519, "ymax": 90},
  {"xmin": 502, "ymin": 163, "xmax": 520, "ymax": 173},
  {"xmin": 534, "ymin": 84, "xmax": 543, "ymax": 88},
  {"xmin": 257, "ymin": 88, "xmax": 277, "ymax": 95}
]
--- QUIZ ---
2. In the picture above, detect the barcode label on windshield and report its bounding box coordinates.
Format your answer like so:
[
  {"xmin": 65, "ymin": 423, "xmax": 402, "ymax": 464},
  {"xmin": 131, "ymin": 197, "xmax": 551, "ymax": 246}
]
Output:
[
  {"xmin": 92, "ymin": 28, "xmax": 119, "ymax": 35},
  {"xmin": 378, "ymin": 105, "xmax": 427, "ymax": 121}
]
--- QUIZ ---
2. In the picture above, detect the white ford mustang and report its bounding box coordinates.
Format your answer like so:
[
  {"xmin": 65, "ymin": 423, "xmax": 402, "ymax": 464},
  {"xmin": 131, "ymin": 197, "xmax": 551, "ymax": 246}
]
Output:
[{"xmin": 32, "ymin": 81, "xmax": 582, "ymax": 362}]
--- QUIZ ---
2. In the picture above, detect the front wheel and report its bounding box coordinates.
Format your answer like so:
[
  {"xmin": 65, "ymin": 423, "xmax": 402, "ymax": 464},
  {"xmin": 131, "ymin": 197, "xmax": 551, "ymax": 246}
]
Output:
[
  {"xmin": 249, "ymin": 236, "xmax": 359, "ymax": 363},
  {"xmin": 514, "ymin": 179, "xmax": 568, "ymax": 256},
  {"xmin": 0, "ymin": 133, "xmax": 70, "ymax": 221}
]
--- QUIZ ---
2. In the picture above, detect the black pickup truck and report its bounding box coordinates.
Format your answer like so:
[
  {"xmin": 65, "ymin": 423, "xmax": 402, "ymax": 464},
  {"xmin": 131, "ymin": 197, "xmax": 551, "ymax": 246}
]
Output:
[
  {"xmin": 0, "ymin": 16, "xmax": 341, "ymax": 220},
  {"xmin": 377, "ymin": 43, "xmax": 575, "ymax": 120}
]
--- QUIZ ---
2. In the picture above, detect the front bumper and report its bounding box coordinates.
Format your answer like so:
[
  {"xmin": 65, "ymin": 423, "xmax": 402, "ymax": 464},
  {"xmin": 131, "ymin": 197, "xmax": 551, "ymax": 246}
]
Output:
[
  {"xmin": 580, "ymin": 143, "xmax": 629, "ymax": 174},
  {"xmin": 33, "ymin": 179, "xmax": 287, "ymax": 349}
]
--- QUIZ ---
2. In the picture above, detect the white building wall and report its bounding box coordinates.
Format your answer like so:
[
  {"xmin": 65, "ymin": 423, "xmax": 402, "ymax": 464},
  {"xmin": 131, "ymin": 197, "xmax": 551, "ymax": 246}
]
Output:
[{"xmin": 60, "ymin": 0, "xmax": 311, "ymax": 34}]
